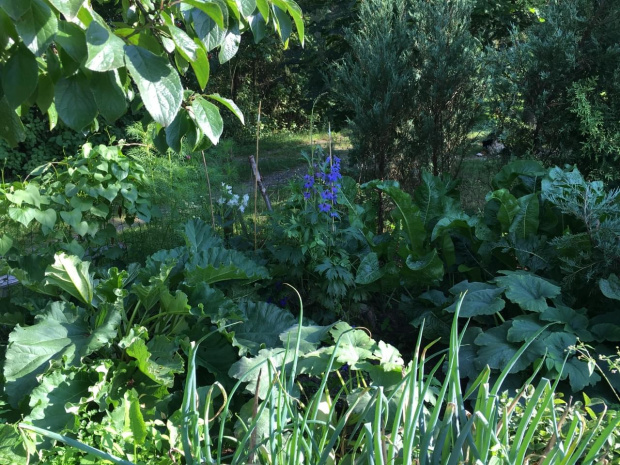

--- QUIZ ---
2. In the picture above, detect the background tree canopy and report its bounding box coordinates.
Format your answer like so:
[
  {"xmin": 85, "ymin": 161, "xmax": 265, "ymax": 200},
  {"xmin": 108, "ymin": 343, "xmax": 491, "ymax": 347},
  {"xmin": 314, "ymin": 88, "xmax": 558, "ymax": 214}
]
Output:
[{"xmin": 0, "ymin": 0, "xmax": 304, "ymax": 151}]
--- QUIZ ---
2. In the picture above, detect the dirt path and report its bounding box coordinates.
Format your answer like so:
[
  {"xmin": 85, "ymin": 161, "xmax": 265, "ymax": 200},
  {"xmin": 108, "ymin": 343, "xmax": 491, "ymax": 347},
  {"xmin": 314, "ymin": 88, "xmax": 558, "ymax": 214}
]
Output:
[{"xmin": 240, "ymin": 138, "xmax": 351, "ymax": 192}]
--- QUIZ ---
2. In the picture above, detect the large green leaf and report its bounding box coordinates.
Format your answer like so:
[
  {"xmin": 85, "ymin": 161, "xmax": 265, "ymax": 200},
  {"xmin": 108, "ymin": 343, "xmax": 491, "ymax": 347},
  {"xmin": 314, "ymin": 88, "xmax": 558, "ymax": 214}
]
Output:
[
  {"xmin": 446, "ymin": 281, "xmax": 505, "ymax": 317},
  {"xmin": 330, "ymin": 322, "xmax": 376, "ymax": 369},
  {"xmin": 85, "ymin": 20, "xmax": 126, "ymax": 71},
  {"xmin": 279, "ymin": 324, "xmax": 332, "ymax": 354},
  {"xmin": 45, "ymin": 253, "xmax": 94, "ymax": 305},
  {"xmin": 0, "ymin": 0, "xmax": 31, "ymax": 20},
  {"xmin": 162, "ymin": 12, "xmax": 198, "ymax": 61},
  {"xmin": 207, "ymin": 93, "xmax": 244, "ymax": 124},
  {"xmin": 509, "ymin": 194, "xmax": 539, "ymax": 240},
  {"xmin": 3, "ymin": 302, "xmax": 120, "ymax": 407},
  {"xmin": 8, "ymin": 207, "xmax": 38, "ymax": 227},
  {"xmin": 0, "ymin": 234, "xmax": 13, "ymax": 255},
  {"xmin": 405, "ymin": 249, "xmax": 444, "ymax": 284},
  {"xmin": 191, "ymin": 8, "xmax": 226, "ymax": 51},
  {"xmin": 47, "ymin": 0, "xmax": 84, "ymax": 20},
  {"xmin": 15, "ymin": 0, "xmax": 58, "ymax": 56},
  {"xmin": 55, "ymin": 21, "xmax": 87, "ymax": 64},
  {"xmin": 485, "ymin": 189, "xmax": 519, "ymax": 233},
  {"xmin": 92, "ymin": 70, "xmax": 127, "ymax": 122},
  {"xmin": 413, "ymin": 171, "xmax": 446, "ymax": 228},
  {"xmin": 124, "ymin": 45, "xmax": 183, "ymax": 127},
  {"xmin": 219, "ymin": 23, "xmax": 241, "ymax": 63},
  {"xmin": 119, "ymin": 328, "xmax": 184, "ymax": 388},
  {"xmin": 237, "ymin": 0, "xmax": 257, "ymax": 16},
  {"xmin": 185, "ymin": 247, "xmax": 268, "ymax": 285},
  {"xmin": 492, "ymin": 160, "xmax": 545, "ymax": 191},
  {"xmin": 184, "ymin": 218, "xmax": 223, "ymax": 253},
  {"xmin": 495, "ymin": 270, "xmax": 561, "ymax": 312},
  {"xmin": 131, "ymin": 263, "xmax": 173, "ymax": 312},
  {"xmin": 231, "ymin": 301, "xmax": 297, "ymax": 356},
  {"xmin": 1, "ymin": 45, "xmax": 38, "ymax": 109},
  {"xmin": 228, "ymin": 348, "xmax": 294, "ymax": 399},
  {"xmin": 4, "ymin": 183, "xmax": 47, "ymax": 208},
  {"xmin": 600, "ymin": 274, "xmax": 620, "ymax": 301},
  {"xmin": 355, "ymin": 252, "xmax": 383, "ymax": 285},
  {"xmin": 124, "ymin": 389, "xmax": 147, "ymax": 446},
  {"xmin": 25, "ymin": 369, "xmax": 91, "ymax": 432},
  {"xmin": 474, "ymin": 323, "xmax": 541, "ymax": 374},
  {"xmin": 0, "ymin": 424, "xmax": 28, "ymax": 464},
  {"xmin": 366, "ymin": 181, "xmax": 426, "ymax": 254},
  {"xmin": 184, "ymin": 0, "xmax": 225, "ymax": 29},
  {"xmin": 165, "ymin": 109, "xmax": 190, "ymax": 152},
  {"xmin": 190, "ymin": 39, "xmax": 210, "ymax": 90},
  {"xmin": 55, "ymin": 74, "xmax": 98, "ymax": 131},
  {"xmin": 0, "ymin": 96, "xmax": 26, "ymax": 147},
  {"xmin": 191, "ymin": 95, "xmax": 224, "ymax": 145}
]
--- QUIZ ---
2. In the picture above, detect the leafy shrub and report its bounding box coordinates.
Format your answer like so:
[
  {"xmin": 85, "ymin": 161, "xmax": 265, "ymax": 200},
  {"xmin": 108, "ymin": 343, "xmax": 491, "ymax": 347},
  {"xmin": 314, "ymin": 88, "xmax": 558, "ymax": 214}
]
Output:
[
  {"xmin": 331, "ymin": 0, "xmax": 485, "ymax": 186},
  {"xmin": 487, "ymin": 0, "xmax": 620, "ymax": 176}
]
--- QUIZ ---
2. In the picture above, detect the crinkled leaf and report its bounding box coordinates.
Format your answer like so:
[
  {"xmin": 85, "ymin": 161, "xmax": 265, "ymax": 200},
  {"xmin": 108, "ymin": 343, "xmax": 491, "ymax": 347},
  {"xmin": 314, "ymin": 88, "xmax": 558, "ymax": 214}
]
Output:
[
  {"xmin": 365, "ymin": 180, "xmax": 426, "ymax": 254},
  {"xmin": 507, "ymin": 315, "xmax": 549, "ymax": 342},
  {"xmin": 228, "ymin": 348, "xmax": 293, "ymax": 399},
  {"xmin": 185, "ymin": 247, "xmax": 268, "ymax": 286},
  {"xmin": 330, "ymin": 322, "xmax": 376, "ymax": 369},
  {"xmin": 446, "ymin": 281, "xmax": 505, "ymax": 317},
  {"xmin": 474, "ymin": 323, "xmax": 541, "ymax": 374},
  {"xmin": 562, "ymin": 357, "xmax": 600, "ymax": 392},
  {"xmin": 405, "ymin": 249, "xmax": 444, "ymax": 284},
  {"xmin": 0, "ymin": 423, "xmax": 28, "ymax": 464},
  {"xmin": 232, "ymin": 301, "xmax": 297, "ymax": 356},
  {"xmin": 492, "ymin": 160, "xmax": 545, "ymax": 191},
  {"xmin": 124, "ymin": 389, "xmax": 147, "ymax": 445},
  {"xmin": 45, "ymin": 253, "xmax": 94, "ymax": 305},
  {"xmin": 131, "ymin": 263, "xmax": 173, "ymax": 312},
  {"xmin": 355, "ymin": 252, "xmax": 383, "ymax": 285},
  {"xmin": 183, "ymin": 218, "xmax": 223, "ymax": 252},
  {"xmin": 485, "ymin": 189, "xmax": 519, "ymax": 233},
  {"xmin": 509, "ymin": 194, "xmax": 539, "ymax": 240},
  {"xmin": 495, "ymin": 270, "xmax": 561, "ymax": 312},
  {"xmin": 4, "ymin": 302, "xmax": 120, "ymax": 407},
  {"xmin": 124, "ymin": 45, "xmax": 183, "ymax": 127},
  {"xmin": 26, "ymin": 369, "xmax": 91, "ymax": 432},
  {"xmin": 279, "ymin": 324, "xmax": 331, "ymax": 354},
  {"xmin": 120, "ymin": 329, "xmax": 184, "ymax": 388}
]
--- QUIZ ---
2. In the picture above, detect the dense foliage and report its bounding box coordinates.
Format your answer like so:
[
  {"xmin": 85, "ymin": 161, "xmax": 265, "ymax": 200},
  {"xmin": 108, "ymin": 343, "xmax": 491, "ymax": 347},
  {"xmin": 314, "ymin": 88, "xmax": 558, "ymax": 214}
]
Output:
[
  {"xmin": 331, "ymin": 0, "xmax": 485, "ymax": 187},
  {"xmin": 1, "ymin": 0, "xmax": 620, "ymax": 463}
]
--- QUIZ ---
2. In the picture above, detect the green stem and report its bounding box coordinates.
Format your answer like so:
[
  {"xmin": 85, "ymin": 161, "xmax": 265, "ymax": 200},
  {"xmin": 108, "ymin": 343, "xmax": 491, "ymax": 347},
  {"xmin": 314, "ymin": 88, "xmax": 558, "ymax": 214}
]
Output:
[{"xmin": 125, "ymin": 301, "xmax": 142, "ymax": 337}]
